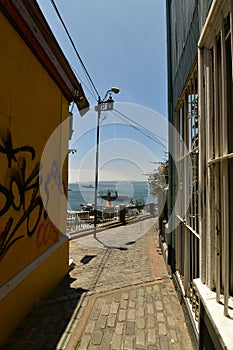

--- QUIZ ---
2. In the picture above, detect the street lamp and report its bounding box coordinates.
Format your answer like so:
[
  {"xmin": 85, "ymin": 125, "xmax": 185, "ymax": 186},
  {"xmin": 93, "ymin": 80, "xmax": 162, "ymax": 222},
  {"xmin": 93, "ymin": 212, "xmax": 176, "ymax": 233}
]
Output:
[{"xmin": 93, "ymin": 87, "xmax": 120, "ymax": 238}]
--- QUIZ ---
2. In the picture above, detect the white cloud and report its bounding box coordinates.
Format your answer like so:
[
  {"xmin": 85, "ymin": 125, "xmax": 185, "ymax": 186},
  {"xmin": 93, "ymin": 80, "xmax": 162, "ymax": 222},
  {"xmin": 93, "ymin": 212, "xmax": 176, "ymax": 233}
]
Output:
[{"xmin": 68, "ymin": 167, "xmax": 146, "ymax": 183}]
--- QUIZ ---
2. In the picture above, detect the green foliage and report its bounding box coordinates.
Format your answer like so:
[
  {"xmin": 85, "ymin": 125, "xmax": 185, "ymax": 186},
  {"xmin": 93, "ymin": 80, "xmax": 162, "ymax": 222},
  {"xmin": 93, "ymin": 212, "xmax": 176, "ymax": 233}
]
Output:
[
  {"xmin": 148, "ymin": 156, "xmax": 169, "ymax": 197},
  {"xmin": 130, "ymin": 197, "xmax": 145, "ymax": 212}
]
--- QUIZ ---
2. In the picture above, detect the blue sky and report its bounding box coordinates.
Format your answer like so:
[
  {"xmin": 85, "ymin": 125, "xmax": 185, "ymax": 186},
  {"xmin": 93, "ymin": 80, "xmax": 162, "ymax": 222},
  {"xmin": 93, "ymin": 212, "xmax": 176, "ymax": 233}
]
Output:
[{"xmin": 36, "ymin": 0, "xmax": 168, "ymax": 182}]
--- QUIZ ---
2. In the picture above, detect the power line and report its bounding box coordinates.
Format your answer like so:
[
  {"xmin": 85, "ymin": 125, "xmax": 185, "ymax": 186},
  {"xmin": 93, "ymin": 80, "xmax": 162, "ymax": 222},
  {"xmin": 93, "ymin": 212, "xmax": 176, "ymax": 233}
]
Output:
[
  {"xmin": 48, "ymin": 0, "xmax": 167, "ymax": 148},
  {"xmin": 113, "ymin": 108, "xmax": 167, "ymax": 143},
  {"xmin": 70, "ymin": 63, "xmax": 98, "ymax": 101},
  {"xmin": 112, "ymin": 111, "xmax": 166, "ymax": 148},
  {"xmin": 112, "ymin": 108, "xmax": 167, "ymax": 148},
  {"xmin": 49, "ymin": 0, "xmax": 99, "ymax": 100}
]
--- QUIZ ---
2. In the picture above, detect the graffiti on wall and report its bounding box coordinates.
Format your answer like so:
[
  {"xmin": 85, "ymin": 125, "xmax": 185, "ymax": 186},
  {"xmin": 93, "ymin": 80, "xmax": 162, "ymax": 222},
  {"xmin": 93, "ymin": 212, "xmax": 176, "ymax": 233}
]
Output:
[{"xmin": 0, "ymin": 129, "xmax": 60, "ymax": 261}]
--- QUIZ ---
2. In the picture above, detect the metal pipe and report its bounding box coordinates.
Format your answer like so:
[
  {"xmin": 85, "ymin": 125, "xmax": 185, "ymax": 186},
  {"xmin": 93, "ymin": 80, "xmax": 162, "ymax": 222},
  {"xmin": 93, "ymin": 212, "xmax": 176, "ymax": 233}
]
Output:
[{"xmin": 94, "ymin": 96, "xmax": 101, "ymax": 239}]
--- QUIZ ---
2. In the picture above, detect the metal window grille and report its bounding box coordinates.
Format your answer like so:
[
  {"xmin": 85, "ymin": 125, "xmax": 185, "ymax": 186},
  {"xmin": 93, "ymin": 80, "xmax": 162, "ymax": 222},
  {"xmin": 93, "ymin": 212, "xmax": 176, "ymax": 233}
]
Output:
[
  {"xmin": 198, "ymin": 0, "xmax": 233, "ymax": 316},
  {"xmin": 174, "ymin": 68, "xmax": 200, "ymax": 319}
]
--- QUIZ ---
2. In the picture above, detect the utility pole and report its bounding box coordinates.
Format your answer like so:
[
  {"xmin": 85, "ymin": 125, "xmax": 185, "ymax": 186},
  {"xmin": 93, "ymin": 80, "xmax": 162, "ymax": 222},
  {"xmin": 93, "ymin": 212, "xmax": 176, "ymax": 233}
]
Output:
[{"xmin": 93, "ymin": 88, "xmax": 120, "ymax": 239}]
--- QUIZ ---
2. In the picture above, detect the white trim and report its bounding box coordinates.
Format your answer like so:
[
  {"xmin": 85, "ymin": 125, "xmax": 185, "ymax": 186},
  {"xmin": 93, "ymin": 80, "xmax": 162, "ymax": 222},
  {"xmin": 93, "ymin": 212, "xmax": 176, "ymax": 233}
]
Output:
[
  {"xmin": 206, "ymin": 47, "xmax": 214, "ymax": 288},
  {"xmin": 198, "ymin": 46, "xmax": 206, "ymax": 283},
  {"xmin": 208, "ymin": 152, "xmax": 233, "ymax": 165},
  {"xmin": 176, "ymin": 146, "xmax": 199, "ymax": 163},
  {"xmin": 198, "ymin": 0, "xmax": 231, "ymax": 48},
  {"xmin": 194, "ymin": 278, "xmax": 233, "ymax": 350},
  {"xmin": 220, "ymin": 14, "xmax": 230, "ymax": 317},
  {"xmin": 176, "ymin": 214, "xmax": 200, "ymax": 239},
  {"xmin": 0, "ymin": 234, "xmax": 69, "ymax": 302},
  {"xmin": 213, "ymin": 34, "xmax": 221, "ymax": 303}
]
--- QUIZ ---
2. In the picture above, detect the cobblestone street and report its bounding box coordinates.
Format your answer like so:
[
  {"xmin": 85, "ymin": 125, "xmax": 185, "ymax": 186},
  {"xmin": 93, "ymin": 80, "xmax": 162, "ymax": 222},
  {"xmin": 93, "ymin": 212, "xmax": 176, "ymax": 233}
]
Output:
[{"xmin": 2, "ymin": 218, "xmax": 195, "ymax": 350}]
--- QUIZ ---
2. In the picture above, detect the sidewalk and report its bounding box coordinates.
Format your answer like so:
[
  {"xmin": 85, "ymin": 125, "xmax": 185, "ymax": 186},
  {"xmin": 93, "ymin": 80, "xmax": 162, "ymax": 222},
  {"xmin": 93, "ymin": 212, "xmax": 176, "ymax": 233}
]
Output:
[{"xmin": 2, "ymin": 217, "xmax": 195, "ymax": 350}]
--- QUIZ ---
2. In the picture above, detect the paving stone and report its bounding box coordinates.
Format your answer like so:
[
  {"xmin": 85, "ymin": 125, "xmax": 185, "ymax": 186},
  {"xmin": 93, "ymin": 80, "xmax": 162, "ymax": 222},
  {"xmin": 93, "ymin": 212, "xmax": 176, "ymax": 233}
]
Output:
[
  {"xmin": 147, "ymin": 314, "xmax": 156, "ymax": 328},
  {"xmin": 97, "ymin": 316, "xmax": 107, "ymax": 329},
  {"xmin": 159, "ymin": 336, "xmax": 170, "ymax": 350},
  {"xmin": 148, "ymin": 328, "xmax": 157, "ymax": 343},
  {"xmin": 92, "ymin": 329, "xmax": 103, "ymax": 345},
  {"xmin": 128, "ymin": 300, "xmax": 136, "ymax": 308},
  {"xmin": 156, "ymin": 312, "xmax": 165, "ymax": 322},
  {"xmin": 135, "ymin": 328, "xmax": 146, "ymax": 346},
  {"xmin": 147, "ymin": 345, "xmax": 159, "ymax": 350},
  {"xmin": 127, "ymin": 308, "xmax": 136, "ymax": 320},
  {"xmin": 170, "ymin": 329, "xmax": 178, "ymax": 342},
  {"xmin": 129, "ymin": 289, "xmax": 137, "ymax": 298},
  {"xmin": 102, "ymin": 328, "xmax": 114, "ymax": 343},
  {"xmin": 158, "ymin": 322, "xmax": 167, "ymax": 336},
  {"xmin": 90, "ymin": 308, "xmax": 102, "ymax": 321},
  {"xmin": 85, "ymin": 320, "xmax": 96, "ymax": 334},
  {"xmin": 32, "ymin": 335, "xmax": 48, "ymax": 350},
  {"xmin": 137, "ymin": 296, "xmax": 144, "ymax": 306},
  {"xmin": 115, "ymin": 322, "xmax": 124, "ymax": 335},
  {"xmin": 124, "ymin": 335, "xmax": 134, "ymax": 350},
  {"xmin": 101, "ymin": 304, "xmax": 111, "ymax": 316},
  {"xmin": 125, "ymin": 321, "xmax": 135, "ymax": 335},
  {"xmin": 120, "ymin": 300, "xmax": 128, "ymax": 309},
  {"xmin": 112, "ymin": 334, "xmax": 122, "ymax": 350},
  {"xmin": 147, "ymin": 303, "xmax": 154, "ymax": 314},
  {"xmin": 167, "ymin": 315, "xmax": 176, "ymax": 327},
  {"xmin": 136, "ymin": 317, "xmax": 145, "ymax": 329},
  {"xmin": 137, "ymin": 306, "xmax": 145, "ymax": 317},
  {"xmin": 110, "ymin": 302, "xmax": 119, "ymax": 314},
  {"xmin": 101, "ymin": 342, "xmax": 111, "ymax": 350},
  {"xmin": 114, "ymin": 294, "xmax": 121, "ymax": 303},
  {"xmin": 107, "ymin": 313, "xmax": 117, "ymax": 327},
  {"xmin": 118, "ymin": 309, "xmax": 126, "ymax": 322},
  {"xmin": 3, "ymin": 221, "xmax": 195, "ymax": 350},
  {"xmin": 147, "ymin": 295, "xmax": 153, "ymax": 303},
  {"xmin": 122, "ymin": 292, "xmax": 129, "ymax": 300},
  {"xmin": 138, "ymin": 288, "xmax": 145, "ymax": 297},
  {"xmin": 146, "ymin": 286, "xmax": 153, "ymax": 295},
  {"xmin": 155, "ymin": 300, "xmax": 163, "ymax": 311},
  {"xmin": 88, "ymin": 345, "xmax": 100, "ymax": 350}
]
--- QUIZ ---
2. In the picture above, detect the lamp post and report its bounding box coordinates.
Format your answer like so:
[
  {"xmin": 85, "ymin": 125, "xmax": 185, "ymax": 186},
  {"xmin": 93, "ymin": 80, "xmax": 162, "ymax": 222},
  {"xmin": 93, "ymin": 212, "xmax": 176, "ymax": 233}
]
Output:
[{"xmin": 94, "ymin": 88, "xmax": 120, "ymax": 238}]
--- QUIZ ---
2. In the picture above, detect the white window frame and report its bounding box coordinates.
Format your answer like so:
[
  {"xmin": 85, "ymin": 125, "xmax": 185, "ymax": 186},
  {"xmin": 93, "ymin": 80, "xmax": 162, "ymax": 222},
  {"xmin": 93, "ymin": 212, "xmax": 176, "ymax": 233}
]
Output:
[
  {"xmin": 197, "ymin": 0, "xmax": 233, "ymax": 317},
  {"xmin": 174, "ymin": 66, "xmax": 200, "ymax": 322}
]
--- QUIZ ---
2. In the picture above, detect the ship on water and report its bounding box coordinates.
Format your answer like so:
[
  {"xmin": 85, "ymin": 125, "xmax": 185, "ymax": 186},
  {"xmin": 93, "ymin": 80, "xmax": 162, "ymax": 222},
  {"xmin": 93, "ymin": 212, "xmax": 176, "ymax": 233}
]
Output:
[{"xmin": 81, "ymin": 184, "xmax": 94, "ymax": 189}]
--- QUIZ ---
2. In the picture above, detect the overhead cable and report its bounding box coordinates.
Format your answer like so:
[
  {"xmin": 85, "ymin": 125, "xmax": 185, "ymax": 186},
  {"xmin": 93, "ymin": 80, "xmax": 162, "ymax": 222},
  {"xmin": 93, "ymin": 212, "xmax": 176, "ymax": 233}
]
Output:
[
  {"xmin": 112, "ymin": 108, "xmax": 167, "ymax": 148},
  {"xmin": 70, "ymin": 63, "xmax": 98, "ymax": 101},
  {"xmin": 49, "ymin": 0, "xmax": 99, "ymax": 100}
]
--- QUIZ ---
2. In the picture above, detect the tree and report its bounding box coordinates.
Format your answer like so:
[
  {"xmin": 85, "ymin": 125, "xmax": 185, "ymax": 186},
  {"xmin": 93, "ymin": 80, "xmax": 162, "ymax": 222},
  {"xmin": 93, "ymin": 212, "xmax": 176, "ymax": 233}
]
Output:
[
  {"xmin": 130, "ymin": 197, "xmax": 145, "ymax": 212},
  {"xmin": 148, "ymin": 155, "xmax": 169, "ymax": 197}
]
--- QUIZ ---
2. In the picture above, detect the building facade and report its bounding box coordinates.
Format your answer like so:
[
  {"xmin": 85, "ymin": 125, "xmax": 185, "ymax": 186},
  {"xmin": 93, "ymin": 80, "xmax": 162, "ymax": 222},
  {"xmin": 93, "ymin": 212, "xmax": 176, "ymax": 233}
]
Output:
[
  {"xmin": 166, "ymin": 0, "xmax": 233, "ymax": 348},
  {"xmin": 0, "ymin": 1, "xmax": 88, "ymax": 344}
]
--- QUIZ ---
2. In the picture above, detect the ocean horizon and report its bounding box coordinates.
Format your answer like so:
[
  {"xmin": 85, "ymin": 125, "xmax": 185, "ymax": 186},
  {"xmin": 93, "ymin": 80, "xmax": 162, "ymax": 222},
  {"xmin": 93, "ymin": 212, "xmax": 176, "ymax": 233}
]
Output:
[{"xmin": 67, "ymin": 180, "xmax": 156, "ymax": 211}]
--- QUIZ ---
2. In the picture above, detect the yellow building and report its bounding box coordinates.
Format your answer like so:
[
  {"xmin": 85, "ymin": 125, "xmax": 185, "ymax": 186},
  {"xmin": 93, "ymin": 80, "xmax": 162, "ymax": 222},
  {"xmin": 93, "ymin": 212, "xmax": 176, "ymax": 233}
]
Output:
[{"xmin": 0, "ymin": 1, "xmax": 89, "ymax": 345}]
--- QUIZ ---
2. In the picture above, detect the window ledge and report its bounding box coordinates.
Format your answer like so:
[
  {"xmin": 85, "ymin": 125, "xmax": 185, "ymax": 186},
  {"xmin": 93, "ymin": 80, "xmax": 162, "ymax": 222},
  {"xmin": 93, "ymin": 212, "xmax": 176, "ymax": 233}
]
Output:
[{"xmin": 194, "ymin": 278, "xmax": 233, "ymax": 350}]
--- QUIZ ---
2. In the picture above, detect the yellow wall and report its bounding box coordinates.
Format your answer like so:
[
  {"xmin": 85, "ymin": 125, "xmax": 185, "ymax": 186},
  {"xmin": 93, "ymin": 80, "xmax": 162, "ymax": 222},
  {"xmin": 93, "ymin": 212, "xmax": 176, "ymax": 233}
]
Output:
[
  {"xmin": 0, "ymin": 11, "xmax": 70, "ymax": 344},
  {"xmin": 0, "ymin": 241, "xmax": 69, "ymax": 344}
]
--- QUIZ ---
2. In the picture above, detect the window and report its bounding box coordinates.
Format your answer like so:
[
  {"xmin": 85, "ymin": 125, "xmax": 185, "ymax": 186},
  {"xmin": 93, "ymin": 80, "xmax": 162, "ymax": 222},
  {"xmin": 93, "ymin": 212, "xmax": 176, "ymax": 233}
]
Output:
[
  {"xmin": 174, "ymin": 67, "xmax": 200, "ymax": 319},
  {"xmin": 198, "ymin": 5, "xmax": 233, "ymax": 316}
]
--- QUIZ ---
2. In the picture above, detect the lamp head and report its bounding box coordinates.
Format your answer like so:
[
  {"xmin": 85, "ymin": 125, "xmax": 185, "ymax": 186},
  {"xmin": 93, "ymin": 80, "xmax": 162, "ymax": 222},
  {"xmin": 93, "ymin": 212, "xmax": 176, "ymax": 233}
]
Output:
[
  {"xmin": 110, "ymin": 87, "xmax": 120, "ymax": 94},
  {"xmin": 106, "ymin": 94, "xmax": 114, "ymax": 110}
]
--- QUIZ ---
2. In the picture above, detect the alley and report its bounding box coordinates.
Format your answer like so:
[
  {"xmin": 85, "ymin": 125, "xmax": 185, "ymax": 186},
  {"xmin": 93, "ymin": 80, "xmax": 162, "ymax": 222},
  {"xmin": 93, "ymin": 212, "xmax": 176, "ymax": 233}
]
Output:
[{"xmin": 2, "ymin": 218, "xmax": 195, "ymax": 350}]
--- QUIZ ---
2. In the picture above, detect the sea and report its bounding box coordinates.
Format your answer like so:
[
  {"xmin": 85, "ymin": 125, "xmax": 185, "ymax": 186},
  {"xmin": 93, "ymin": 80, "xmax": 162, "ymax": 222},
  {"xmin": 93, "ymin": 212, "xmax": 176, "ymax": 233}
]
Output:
[{"xmin": 67, "ymin": 181, "xmax": 157, "ymax": 211}]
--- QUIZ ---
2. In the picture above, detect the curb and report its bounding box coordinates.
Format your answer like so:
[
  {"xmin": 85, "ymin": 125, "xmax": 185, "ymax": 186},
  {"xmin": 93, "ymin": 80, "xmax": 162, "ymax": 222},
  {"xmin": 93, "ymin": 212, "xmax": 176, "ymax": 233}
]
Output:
[{"xmin": 56, "ymin": 291, "xmax": 88, "ymax": 350}]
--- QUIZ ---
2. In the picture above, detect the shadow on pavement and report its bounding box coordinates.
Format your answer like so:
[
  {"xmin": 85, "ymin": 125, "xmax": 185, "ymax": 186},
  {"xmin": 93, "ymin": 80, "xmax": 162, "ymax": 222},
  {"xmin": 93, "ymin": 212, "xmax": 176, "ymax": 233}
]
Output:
[{"xmin": 2, "ymin": 274, "xmax": 88, "ymax": 350}]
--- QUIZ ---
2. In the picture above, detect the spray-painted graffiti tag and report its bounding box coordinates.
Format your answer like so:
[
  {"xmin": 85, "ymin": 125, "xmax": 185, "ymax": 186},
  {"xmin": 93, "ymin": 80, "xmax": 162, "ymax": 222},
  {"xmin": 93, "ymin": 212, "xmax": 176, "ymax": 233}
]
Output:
[
  {"xmin": 0, "ymin": 129, "xmax": 44, "ymax": 260},
  {"xmin": 36, "ymin": 222, "xmax": 59, "ymax": 247},
  {"xmin": 0, "ymin": 129, "xmax": 35, "ymax": 168}
]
